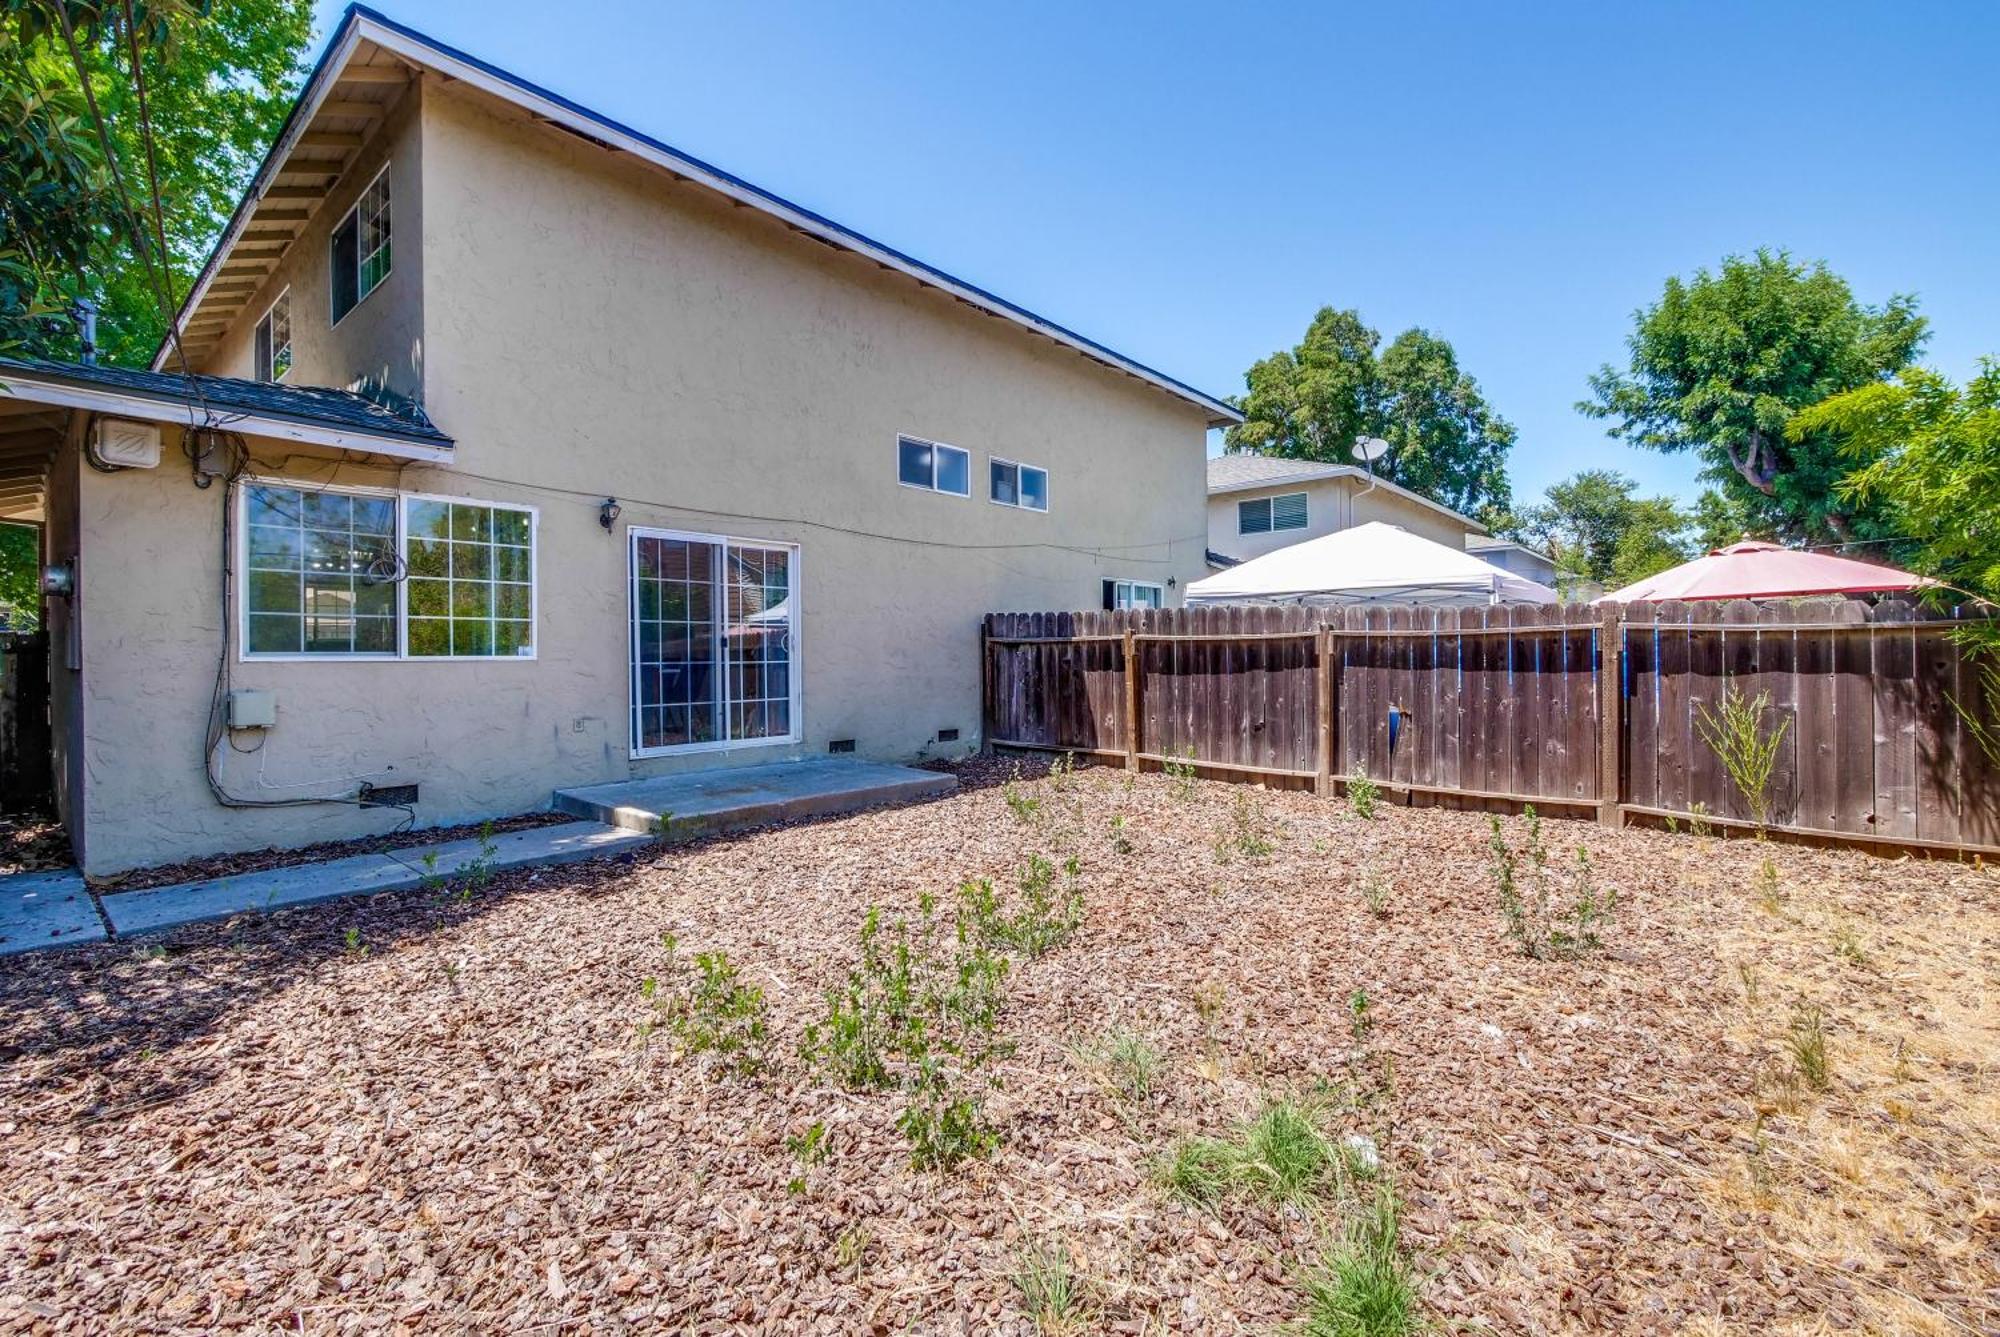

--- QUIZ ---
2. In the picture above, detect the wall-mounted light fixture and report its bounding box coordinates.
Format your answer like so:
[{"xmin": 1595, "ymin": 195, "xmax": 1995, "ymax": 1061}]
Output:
[
  {"xmin": 1167, "ymin": 576, "xmax": 1177, "ymax": 589},
  {"xmin": 599, "ymin": 498, "xmax": 621, "ymax": 531}
]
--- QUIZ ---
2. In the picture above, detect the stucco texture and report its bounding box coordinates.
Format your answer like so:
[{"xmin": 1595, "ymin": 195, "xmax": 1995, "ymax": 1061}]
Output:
[{"xmin": 69, "ymin": 78, "xmax": 1212, "ymax": 874}]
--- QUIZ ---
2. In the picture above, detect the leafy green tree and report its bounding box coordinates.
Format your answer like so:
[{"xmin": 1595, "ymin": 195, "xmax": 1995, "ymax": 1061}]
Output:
[
  {"xmin": 0, "ymin": 0, "xmax": 312, "ymax": 363},
  {"xmin": 0, "ymin": 522, "xmax": 38, "ymax": 630},
  {"xmin": 1227, "ymin": 306, "xmax": 1514, "ymax": 519},
  {"xmin": 1794, "ymin": 360, "xmax": 2000, "ymax": 601},
  {"xmin": 1580, "ymin": 249, "xmax": 1927, "ymax": 545},
  {"xmin": 1497, "ymin": 469, "xmax": 1692, "ymax": 593}
]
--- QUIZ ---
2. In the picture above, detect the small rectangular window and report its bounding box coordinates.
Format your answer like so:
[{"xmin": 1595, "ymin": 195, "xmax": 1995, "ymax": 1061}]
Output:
[
  {"xmin": 897, "ymin": 435, "xmax": 969, "ymax": 496},
  {"xmin": 330, "ymin": 166, "xmax": 390, "ymax": 324},
  {"xmin": 1112, "ymin": 580, "xmax": 1164, "ymax": 610},
  {"xmin": 1239, "ymin": 492, "xmax": 1307, "ymax": 534},
  {"xmin": 990, "ymin": 458, "xmax": 1048, "ymax": 511},
  {"xmin": 254, "ymin": 289, "xmax": 291, "ymax": 382}
]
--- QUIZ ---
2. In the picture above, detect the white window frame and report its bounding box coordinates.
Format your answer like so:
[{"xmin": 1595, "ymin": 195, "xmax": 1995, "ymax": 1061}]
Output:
[
  {"xmin": 329, "ymin": 164, "xmax": 391, "ymax": 328},
  {"xmin": 628, "ymin": 525, "xmax": 803, "ymax": 759},
  {"xmin": 1239, "ymin": 491, "xmax": 1309, "ymax": 535},
  {"xmin": 896, "ymin": 434, "xmax": 971, "ymax": 497},
  {"xmin": 988, "ymin": 456, "xmax": 1049, "ymax": 513},
  {"xmin": 1112, "ymin": 579, "xmax": 1165, "ymax": 610},
  {"xmin": 254, "ymin": 287, "xmax": 291, "ymax": 383},
  {"xmin": 235, "ymin": 478, "xmax": 538, "ymax": 663}
]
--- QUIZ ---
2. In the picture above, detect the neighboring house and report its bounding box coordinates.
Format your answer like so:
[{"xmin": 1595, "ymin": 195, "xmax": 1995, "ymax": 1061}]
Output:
[
  {"xmin": 1206, "ymin": 455, "xmax": 1486, "ymax": 564},
  {"xmin": 0, "ymin": 5, "xmax": 1237, "ymax": 874},
  {"xmin": 1465, "ymin": 535, "xmax": 1559, "ymax": 586}
]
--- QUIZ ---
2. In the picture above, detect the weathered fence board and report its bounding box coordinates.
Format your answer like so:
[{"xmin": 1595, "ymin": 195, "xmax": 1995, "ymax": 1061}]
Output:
[{"xmin": 985, "ymin": 598, "xmax": 2000, "ymax": 856}]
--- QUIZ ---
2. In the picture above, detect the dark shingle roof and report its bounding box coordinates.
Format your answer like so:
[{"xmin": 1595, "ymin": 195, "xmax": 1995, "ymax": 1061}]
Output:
[{"xmin": 0, "ymin": 356, "xmax": 451, "ymax": 449}]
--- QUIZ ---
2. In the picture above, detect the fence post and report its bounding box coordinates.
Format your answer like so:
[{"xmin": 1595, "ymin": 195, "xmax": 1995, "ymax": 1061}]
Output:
[
  {"xmin": 979, "ymin": 616, "xmax": 992, "ymax": 751},
  {"xmin": 1122, "ymin": 627, "xmax": 1139, "ymax": 772},
  {"xmin": 1315, "ymin": 623, "xmax": 1334, "ymax": 797},
  {"xmin": 1598, "ymin": 607, "xmax": 1623, "ymax": 827}
]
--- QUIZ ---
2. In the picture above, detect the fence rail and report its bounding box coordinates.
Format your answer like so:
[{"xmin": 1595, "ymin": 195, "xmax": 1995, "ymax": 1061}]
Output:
[{"xmin": 981, "ymin": 598, "xmax": 2000, "ymax": 856}]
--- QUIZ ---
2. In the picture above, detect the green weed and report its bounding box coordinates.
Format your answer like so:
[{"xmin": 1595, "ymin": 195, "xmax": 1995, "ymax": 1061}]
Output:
[
  {"xmin": 1489, "ymin": 808, "xmax": 1615, "ymax": 958},
  {"xmin": 1165, "ymin": 747, "xmax": 1199, "ymax": 801},
  {"xmin": 1786, "ymin": 1003, "xmax": 1831, "ymax": 1092},
  {"xmin": 1071, "ymin": 1027, "xmax": 1159, "ymax": 1104},
  {"xmin": 1162, "ymin": 1100, "xmax": 1344, "ymax": 1207},
  {"xmin": 1009, "ymin": 1236, "xmax": 1093, "ymax": 1332},
  {"xmin": 958, "ymin": 854, "xmax": 1084, "ymax": 958},
  {"xmin": 1697, "ymin": 687, "xmax": 1792, "ymax": 829},
  {"xmin": 1300, "ymin": 1189, "xmax": 1421, "ymax": 1337},
  {"xmin": 1347, "ymin": 766, "xmax": 1379, "ymax": 820}
]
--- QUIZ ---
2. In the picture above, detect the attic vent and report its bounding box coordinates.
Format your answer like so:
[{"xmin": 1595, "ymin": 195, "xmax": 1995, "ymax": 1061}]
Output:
[{"xmin": 828, "ymin": 738, "xmax": 857, "ymax": 754}]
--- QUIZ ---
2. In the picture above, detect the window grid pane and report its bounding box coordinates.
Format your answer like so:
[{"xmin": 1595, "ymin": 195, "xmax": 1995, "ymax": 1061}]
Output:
[
  {"xmin": 406, "ymin": 499, "xmax": 533, "ymax": 659},
  {"xmin": 357, "ymin": 173, "xmax": 391, "ymax": 299},
  {"xmin": 632, "ymin": 534, "xmax": 794, "ymax": 752},
  {"xmin": 242, "ymin": 484, "xmax": 393, "ymax": 656}
]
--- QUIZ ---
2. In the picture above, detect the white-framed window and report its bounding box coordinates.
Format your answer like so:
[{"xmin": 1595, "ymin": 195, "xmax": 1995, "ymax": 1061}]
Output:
[
  {"xmin": 253, "ymin": 288, "xmax": 291, "ymax": 382},
  {"xmin": 239, "ymin": 480, "xmax": 536, "ymax": 660},
  {"xmin": 989, "ymin": 458, "xmax": 1048, "ymax": 512},
  {"xmin": 1238, "ymin": 491, "xmax": 1308, "ymax": 535},
  {"xmin": 897, "ymin": 435, "xmax": 970, "ymax": 496},
  {"xmin": 630, "ymin": 527, "xmax": 800, "ymax": 757},
  {"xmin": 330, "ymin": 165, "xmax": 391, "ymax": 324},
  {"xmin": 1108, "ymin": 579, "xmax": 1164, "ymax": 610}
]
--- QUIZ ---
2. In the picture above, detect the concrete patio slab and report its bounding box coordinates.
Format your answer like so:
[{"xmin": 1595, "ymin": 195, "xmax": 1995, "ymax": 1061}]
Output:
[
  {"xmin": 554, "ymin": 756, "xmax": 955, "ymax": 836},
  {"xmin": 104, "ymin": 820, "xmax": 651, "ymax": 939},
  {"xmin": 0, "ymin": 870, "xmax": 104, "ymax": 956}
]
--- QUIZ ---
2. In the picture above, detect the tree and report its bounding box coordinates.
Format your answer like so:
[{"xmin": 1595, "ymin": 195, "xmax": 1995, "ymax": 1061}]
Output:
[
  {"xmin": 1580, "ymin": 249, "xmax": 1927, "ymax": 545},
  {"xmin": 0, "ymin": 0, "xmax": 312, "ymax": 363},
  {"xmin": 0, "ymin": 522, "xmax": 38, "ymax": 630},
  {"xmin": 1227, "ymin": 306, "xmax": 1515, "ymax": 519},
  {"xmin": 1497, "ymin": 469, "xmax": 1693, "ymax": 593},
  {"xmin": 1794, "ymin": 360, "xmax": 2000, "ymax": 602}
]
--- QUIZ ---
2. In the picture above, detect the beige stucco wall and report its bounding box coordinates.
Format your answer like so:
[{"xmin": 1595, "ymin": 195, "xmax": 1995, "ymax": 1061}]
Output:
[
  {"xmin": 1208, "ymin": 475, "xmax": 1477, "ymax": 563},
  {"xmin": 68, "ymin": 79, "xmax": 1213, "ymax": 873}
]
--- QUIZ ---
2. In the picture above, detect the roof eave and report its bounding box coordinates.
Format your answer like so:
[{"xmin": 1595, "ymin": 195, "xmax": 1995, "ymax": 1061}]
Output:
[
  {"xmin": 160, "ymin": 5, "xmax": 1242, "ymax": 427},
  {"xmin": 1, "ymin": 369, "xmax": 454, "ymax": 463}
]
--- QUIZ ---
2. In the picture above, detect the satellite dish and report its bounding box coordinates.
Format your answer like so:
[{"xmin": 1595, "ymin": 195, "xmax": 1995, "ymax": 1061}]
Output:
[{"xmin": 1351, "ymin": 436, "xmax": 1390, "ymax": 463}]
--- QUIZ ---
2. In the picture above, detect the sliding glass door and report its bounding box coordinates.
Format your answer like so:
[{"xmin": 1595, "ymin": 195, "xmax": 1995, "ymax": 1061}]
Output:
[{"xmin": 630, "ymin": 528, "xmax": 798, "ymax": 755}]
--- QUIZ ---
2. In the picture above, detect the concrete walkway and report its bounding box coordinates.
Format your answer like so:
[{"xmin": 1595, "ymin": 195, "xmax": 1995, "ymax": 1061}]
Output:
[
  {"xmin": 0, "ymin": 869, "xmax": 104, "ymax": 955},
  {"xmin": 555, "ymin": 756, "xmax": 954, "ymax": 836}
]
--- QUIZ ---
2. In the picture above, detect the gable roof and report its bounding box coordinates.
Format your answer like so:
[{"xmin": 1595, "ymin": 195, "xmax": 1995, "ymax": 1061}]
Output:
[
  {"xmin": 158, "ymin": 4, "xmax": 1241, "ymax": 427},
  {"xmin": 1205, "ymin": 454, "xmax": 1488, "ymax": 535},
  {"xmin": 0, "ymin": 356, "xmax": 452, "ymax": 460}
]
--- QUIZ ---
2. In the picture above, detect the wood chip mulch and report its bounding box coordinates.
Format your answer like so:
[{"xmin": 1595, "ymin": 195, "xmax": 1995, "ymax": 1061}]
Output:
[{"xmin": 0, "ymin": 761, "xmax": 1992, "ymax": 1334}]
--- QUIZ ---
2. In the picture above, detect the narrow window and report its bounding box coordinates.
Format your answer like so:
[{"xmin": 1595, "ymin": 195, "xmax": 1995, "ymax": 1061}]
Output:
[
  {"xmin": 254, "ymin": 289, "xmax": 291, "ymax": 382},
  {"xmin": 897, "ymin": 435, "xmax": 970, "ymax": 496},
  {"xmin": 990, "ymin": 459, "xmax": 1048, "ymax": 511},
  {"xmin": 1271, "ymin": 491, "xmax": 1308, "ymax": 531},
  {"xmin": 1111, "ymin": 580, "xmax": 1164, "ymax": 610},
  {"xmin": 330, "ymin": 166, "xmax": 391, "ymax": 324}
]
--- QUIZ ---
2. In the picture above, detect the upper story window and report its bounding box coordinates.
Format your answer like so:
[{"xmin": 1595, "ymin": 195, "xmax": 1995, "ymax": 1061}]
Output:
[
  {"xmin": 330, "ymin": 166, "xmax": 391, "ymax": 324},
  {"xmin": 897, "ymin": 435, "xmax": 970, "ymax": 496},
  {"xmin": 253, "ymin": 289, "xmax": 291, "ymax": 382},
  {"xmin": 989, "ymin": 458, "xmax": 1048, "ymax": 512},
  {"xmin": 1238, "ymin": 491, "xmax": 1308, "ymax": 535},
  {"xmin": 241, "ymin": 481, "xmax": 536, "ymax": 660}
]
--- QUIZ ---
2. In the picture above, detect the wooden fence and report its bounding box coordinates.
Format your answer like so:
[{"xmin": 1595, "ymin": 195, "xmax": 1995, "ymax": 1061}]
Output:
[{"xmin": 981, "ymin": 599, "xmax": 2000, "ymax": 856}]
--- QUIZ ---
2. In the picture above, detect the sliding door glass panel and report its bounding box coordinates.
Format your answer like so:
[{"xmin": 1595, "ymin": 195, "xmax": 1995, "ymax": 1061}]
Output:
[
  {"xmin": 724, "ymin": 544, "xmax": 792, "ymax": 742},
  {"xmin": 633, "ymin": 535, "xmax": 721, "ymax": 750}
]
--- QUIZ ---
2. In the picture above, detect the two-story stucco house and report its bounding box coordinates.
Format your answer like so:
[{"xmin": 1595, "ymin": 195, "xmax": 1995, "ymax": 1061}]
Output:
[
  {"xmin": 1205, "ymin": 455, "xmax": 1486, "ymax": 568},
  {"xmin": 0, "ymin": 6, "xmax": 1238, "ymax": 875}
]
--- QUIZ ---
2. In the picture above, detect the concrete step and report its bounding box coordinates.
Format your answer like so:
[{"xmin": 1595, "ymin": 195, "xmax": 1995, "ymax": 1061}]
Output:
[{"xmin": 554, "ymin": 756, "xmax": 955, "ymax": 837}]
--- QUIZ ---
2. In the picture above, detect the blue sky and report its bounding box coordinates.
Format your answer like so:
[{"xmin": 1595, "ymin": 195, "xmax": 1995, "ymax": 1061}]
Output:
[{"xmin": 319, "ymin": 1, "xmax": 2000, "ymax": 509}]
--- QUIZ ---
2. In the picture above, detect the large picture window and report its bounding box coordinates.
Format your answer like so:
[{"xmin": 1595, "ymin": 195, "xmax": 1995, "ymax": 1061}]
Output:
[
  {"xmin": 240, "ymin": 482, "xmax": 535, "ymax": 660},
  {"xmin": 630, "ymin": 528, "xmax": 799, "ymax": 755}
]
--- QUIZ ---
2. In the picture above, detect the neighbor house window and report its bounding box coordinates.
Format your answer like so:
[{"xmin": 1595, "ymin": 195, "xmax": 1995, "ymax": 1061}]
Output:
[
  {"xmin": 1238, "ymin": 491, "xmax": 1308, "ymax": 535},
  {"xmin": 897, "ymin": 435, "xmax": 970, "ymax": 496},
  {"xmin": 989, "ymin": 459, "xmax": 1048, "ymax": 511},
  {"xmin": 1108, "ymin": 580, "xmax": 1164, "ymax": 610},
  {"xmin": 241, "ymin": 482, "xmax": 535, "ymax": 659},
  {"xmin": 330, "ymin": 166, "xmax": 391, "ymax": 324},
  {"xmin": 253, "ymin": 289, "xmax": 291, "ymax": 382}
]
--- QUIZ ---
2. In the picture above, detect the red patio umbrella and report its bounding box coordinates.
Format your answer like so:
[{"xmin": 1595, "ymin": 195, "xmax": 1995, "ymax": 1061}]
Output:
[{"xmin": 1597, "ymin": 540, "xmax": 1931, "ymax": 603}]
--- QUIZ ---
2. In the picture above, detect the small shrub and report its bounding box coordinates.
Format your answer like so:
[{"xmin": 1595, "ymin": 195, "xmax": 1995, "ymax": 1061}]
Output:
[
  {"xmin": 1109, "ymin": 814, "xmax": 1134, "ymax": 855},
  {"xmin": 1347, "ymin": 767, "xmax": 1379, "ymax": 820},
  {"xmin": 1165, "ymin": 747, "xmax": 1199, "ymax": 801},
  {"xmin": 645, "ymin": 936, "xmax": 771, "ymax": 1076},
  {"xmin": 1697, "ymin": 687, "xmax": 1792, "ymax": 829},
  {"xmin": 1047, "ymin": 751, "xmax": 1077, "ymax": 791},
  {"xmin": 1355, "ymin": 868, "xmax": 1390, "ymax": 919},
  {"xmin": 342, "ymin": 926, "xmax": 367, "ymax": 957},
  {"xmin": 1072, "ymin": 1027, "xmax": 1159, "ymax": 1104},
  {"xmin": 1755, "ymin": 855, "xmax": 1785, "ymax": 912},
  {"xmin": 959, "ymin": 854, "xmax": 1084, "ymax": 958},
  {"xmin": 1786, "ymin": 1003, "xmax": 1831, "ymax": 1091},
  {"xmin": 1833, "ymin": 922, "xmax": 1867, "ymax": 965},
  {"xmin": 1300, "ymin": 1189, "xmax": 1420, "ymax": 1337},
  {"xmin": 1348, "ymin": 989, "xmax": 1372, "ymax": 1041},
  {"xmin": 1220, "ymin": 790, "xmax": 1276, "ymax": 860},
  {"xmin": 1003, "ymin": 779, "xmax": 1042, "ymax": 825},
  {"xmin": 1687, "ymin": 801, "xmax": 1714, "ymax": 839},
  {"xmin": 1009, "ymin": 1236, "xmax": 1092, "ymax": 1332},
  {"xmin": 1489, "ymin": 808, "xmax": 1615, "ymax": 958}
]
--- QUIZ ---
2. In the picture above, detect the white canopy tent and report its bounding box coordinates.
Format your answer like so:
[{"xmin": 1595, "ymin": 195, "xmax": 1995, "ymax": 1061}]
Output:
[{"xmin": 1186, "ymin": 522, "xmax": 1559, "ymax": 607}]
